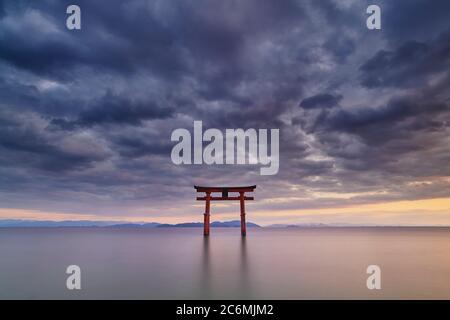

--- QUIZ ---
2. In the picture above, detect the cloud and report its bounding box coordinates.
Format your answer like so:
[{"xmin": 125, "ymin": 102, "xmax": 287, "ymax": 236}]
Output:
[
  {"xmin": 300, "ymin": 93, "xmax": 342, "ymax": 109},
  {"xmin": 0, "ymin": 112, "xmax": 109, "ymax": 172},
  {"xmin": 359, "ymin": 30, "xmax": 450, "ymax": 88},
  {"xmin": 51, "ymin": 92, "xmax": 174, "ymax": 129},
  {"xmin": 380, "ymin": 0, "xmax": 450, "ymax": 43},
  {"xmin": 0, "ymin": 0, "xmax": 449, "ymax": 223}
]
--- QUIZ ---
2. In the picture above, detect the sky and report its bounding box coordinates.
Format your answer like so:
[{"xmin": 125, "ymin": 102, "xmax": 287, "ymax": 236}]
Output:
[{"xmin": 0, "ymin": 0, "xmax": 449, "ymax": 225}]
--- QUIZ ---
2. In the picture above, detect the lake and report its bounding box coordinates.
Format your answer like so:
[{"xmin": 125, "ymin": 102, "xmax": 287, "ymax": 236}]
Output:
[{"xmin": 0, "ymin": 227, "xmax": 449, "ymax": 299}]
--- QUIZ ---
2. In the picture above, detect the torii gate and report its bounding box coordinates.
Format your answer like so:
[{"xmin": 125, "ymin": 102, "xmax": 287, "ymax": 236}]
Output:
[{"xmin": 194, "ymin": 185, "xmax": 256, "ymax": 236}]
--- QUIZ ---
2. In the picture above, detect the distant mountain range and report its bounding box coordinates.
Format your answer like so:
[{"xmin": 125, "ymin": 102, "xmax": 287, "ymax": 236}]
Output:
[
  {"xmin": 0, "ymin": 219, "xmax": 447, "ymax": 228},
  {"xmin": 156, "ymin": 221, "xmax": 260, "ymax": 228},
  {"xmin": 0, "ymin": 219, "xmax": 260, "ymax": 228}
]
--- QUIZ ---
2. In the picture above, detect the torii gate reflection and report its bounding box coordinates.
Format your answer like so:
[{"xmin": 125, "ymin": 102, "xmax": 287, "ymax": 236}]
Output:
[{"xmin": 194, "ymin": 185, "xmax": 256, "ymax": 236}]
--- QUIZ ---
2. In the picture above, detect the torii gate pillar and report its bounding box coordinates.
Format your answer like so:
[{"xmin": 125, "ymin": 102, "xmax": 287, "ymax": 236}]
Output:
[
  {"xmin": 239, "ymin": 191, "xmax": 246, "ymax": 236},
  {"xmin": 203, "ymin": 191, "xmax": 211, "ymax": 236},
  {"xmin": 195, "ymin": 186, "xmax": 256, "ymax": 236}
]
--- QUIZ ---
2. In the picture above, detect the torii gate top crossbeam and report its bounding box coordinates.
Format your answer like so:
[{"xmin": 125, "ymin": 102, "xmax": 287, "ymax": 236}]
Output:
[
  {"xmin": 194, "ymin": 185, "xmax": 256, "ymax": 236},
  {"xmin": 195, "ymin": 185, "xmax": 256, "ymax": 200},
  {"xmin": 194, "ymin": 185, "xmax": 256, "ymax": 193}
]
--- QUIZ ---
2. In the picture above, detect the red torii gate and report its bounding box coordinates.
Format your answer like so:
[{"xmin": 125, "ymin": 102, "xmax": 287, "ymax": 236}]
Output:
[{"xmin": 195, "ymin": 185, "xmax": 256, "ymax": 236}]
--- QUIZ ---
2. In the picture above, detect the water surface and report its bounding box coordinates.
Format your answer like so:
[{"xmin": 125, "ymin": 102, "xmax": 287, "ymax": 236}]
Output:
[{"xmin": 0, "ymin": 227, "xmax": 449, "ymax": 299}]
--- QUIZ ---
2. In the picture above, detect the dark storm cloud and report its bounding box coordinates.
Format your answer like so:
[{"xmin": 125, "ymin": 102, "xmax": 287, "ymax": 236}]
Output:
[
  {"xmin": 0, "ymin": 0, "xmax": 449, "ymax": 218},
  {"xmin": 359, "ymin": 30, "xmax": 450, "ymax": 88},
  {"xmin": 298, "ymin": 92, "xmax": 450, "ymax": 174},
  {"xmin": 295, "ymin": 97, "xmax": 450, "ymax": 202},
  {"xmin": 0, "ymin": 77, "xmax": 39, "ymax": 107},
  {"xmin": 0, "ymin": 112, "xmax": 108, "ymax": 172},
  {"xmin": 0, "ymin": 0, "xmax": 306, "ymax": 83},
  {"xmin": 109, "ymin": 132, "xmax": 173, "ymax": 158},
  {"xmin": 311, "ymin": 96, "xmax": 433, "ymax": 136},
  {"xmin": 51, "ymin": 92, "xmax": 174, "ymax": 129},
  {"xmin": 0, "ymin": 0, "xmax": 189, "ymax": 81},
  {"xmin": 323, "ymin": 35, "xmax": 356, "ymax": 63},
  {"xmin": 380, "ymin": 0, "xmax": 450, "ymax": 42},
  {"xmin": 300, "ymin": 93, "xmax": 342, "ymax": 109}
]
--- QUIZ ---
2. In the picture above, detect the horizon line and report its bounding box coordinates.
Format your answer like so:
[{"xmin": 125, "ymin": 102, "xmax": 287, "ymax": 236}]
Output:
[{"xmin": 1, "ymin": 219, "xmax": 450, "ymax": 228}]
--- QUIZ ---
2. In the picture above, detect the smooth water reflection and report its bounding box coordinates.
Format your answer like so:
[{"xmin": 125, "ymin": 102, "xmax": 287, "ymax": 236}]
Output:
[{"xmin": 1, "ymin": 227, "xmax": 450, "ymax": 299}]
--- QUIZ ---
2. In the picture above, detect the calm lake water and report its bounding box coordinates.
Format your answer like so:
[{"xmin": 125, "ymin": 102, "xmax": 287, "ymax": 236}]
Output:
[{"xmin": 0, "ymin": 227, "xmax": 449, "ymax": 299}]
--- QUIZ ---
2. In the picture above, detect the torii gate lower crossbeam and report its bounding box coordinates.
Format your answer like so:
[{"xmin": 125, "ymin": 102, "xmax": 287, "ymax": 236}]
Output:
[{"xmin": 194, "ymin": 185, "xmax": 256, "ymax": 236}]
